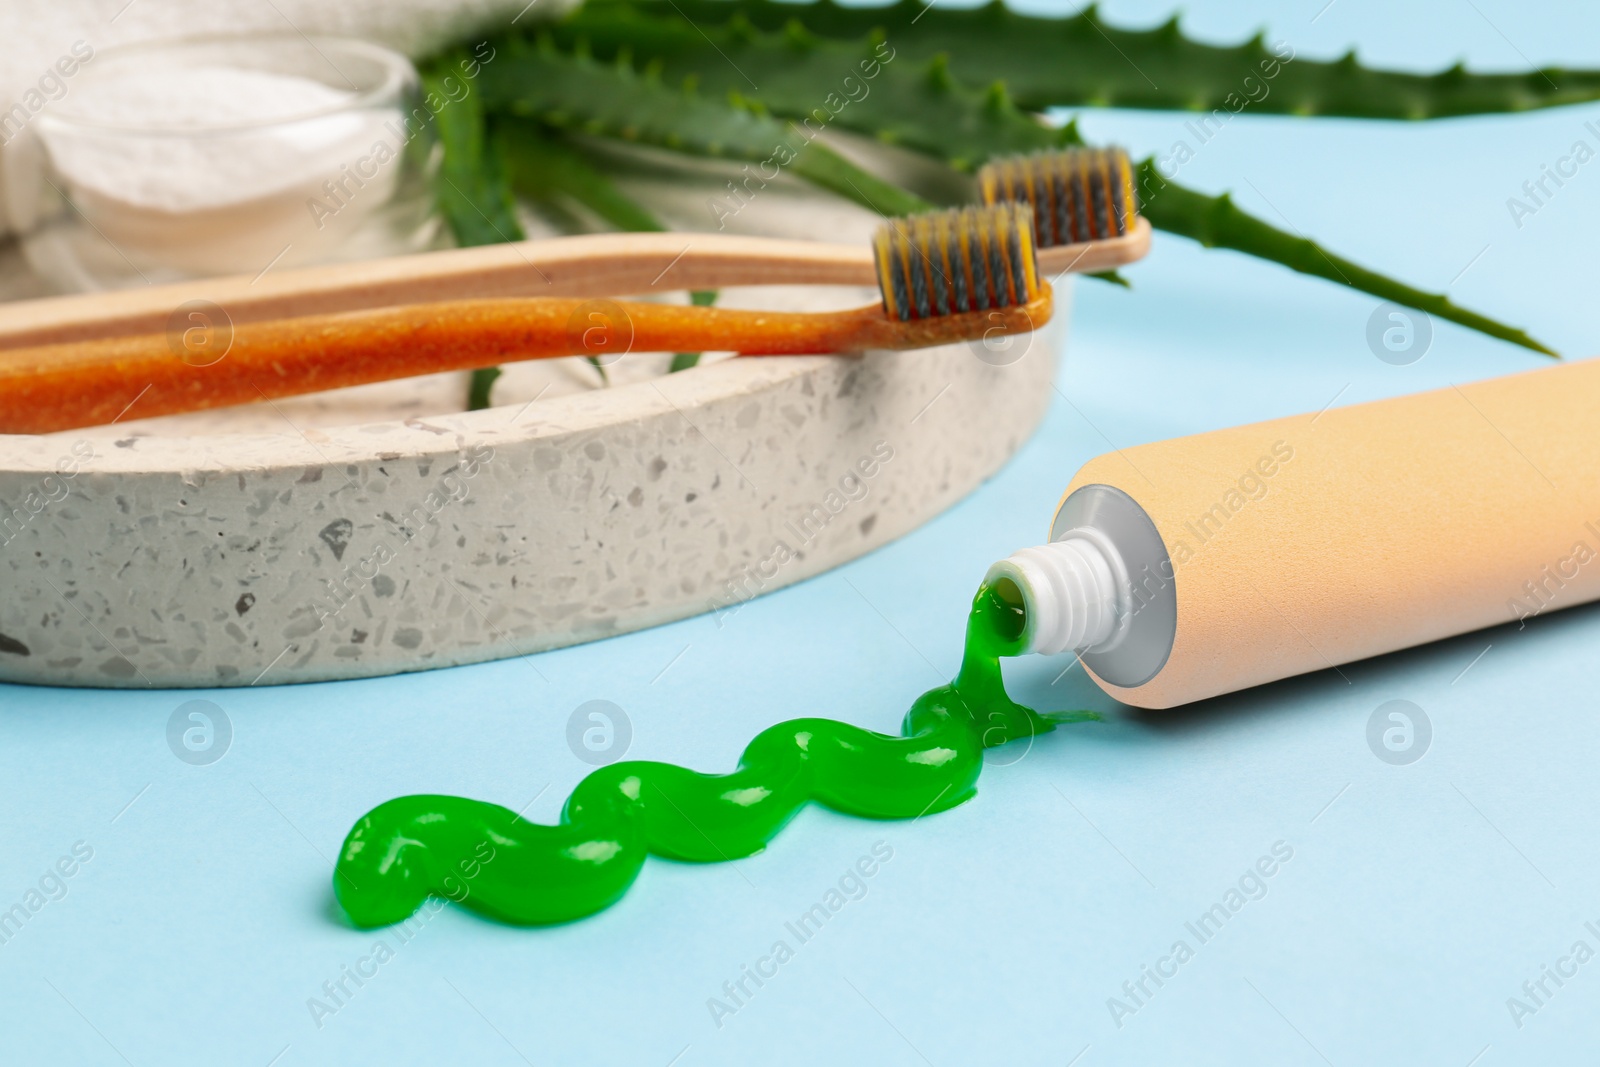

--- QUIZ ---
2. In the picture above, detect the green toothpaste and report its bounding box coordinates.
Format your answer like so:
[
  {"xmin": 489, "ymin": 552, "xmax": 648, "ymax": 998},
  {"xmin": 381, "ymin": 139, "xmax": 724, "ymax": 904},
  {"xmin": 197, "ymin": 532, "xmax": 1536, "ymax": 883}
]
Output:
[{"xmin": 335, "ymin": 582, "xmax": 1093, "ymax": 928}]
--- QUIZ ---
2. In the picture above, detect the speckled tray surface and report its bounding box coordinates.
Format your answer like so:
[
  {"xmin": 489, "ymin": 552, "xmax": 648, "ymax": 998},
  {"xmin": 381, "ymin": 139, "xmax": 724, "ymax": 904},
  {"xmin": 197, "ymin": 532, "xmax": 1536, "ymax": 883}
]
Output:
[{"xmin": 0, "ymin": 189, "xmax": 1065, "ymax": 688}]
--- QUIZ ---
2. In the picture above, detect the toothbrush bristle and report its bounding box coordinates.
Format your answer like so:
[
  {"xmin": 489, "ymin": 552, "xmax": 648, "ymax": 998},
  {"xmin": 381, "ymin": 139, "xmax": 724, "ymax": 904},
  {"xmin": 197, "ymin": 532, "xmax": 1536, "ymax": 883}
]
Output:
[
  {"xmin": 977, "ymin": 147, "xmax": 1139, "ymax": 248},
  {"xmin": 873, "ymin": 203, "xmax": 1040, "ymax": 323}
]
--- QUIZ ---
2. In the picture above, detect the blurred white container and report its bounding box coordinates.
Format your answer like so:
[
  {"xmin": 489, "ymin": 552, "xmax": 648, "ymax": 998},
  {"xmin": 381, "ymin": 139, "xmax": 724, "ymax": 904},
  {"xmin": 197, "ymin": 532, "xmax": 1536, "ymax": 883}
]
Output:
[{"xmin": 4, "ymin": 35, "xmax": 442, "ymax": 291}]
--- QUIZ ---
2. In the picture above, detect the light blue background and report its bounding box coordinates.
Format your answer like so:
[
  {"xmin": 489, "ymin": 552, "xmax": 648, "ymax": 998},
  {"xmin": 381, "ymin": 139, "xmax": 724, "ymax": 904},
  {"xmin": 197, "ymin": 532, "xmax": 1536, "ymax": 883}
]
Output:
[{"xmin": 4, "ymin": 0, "xmax": 1599, "ymax": 1063}]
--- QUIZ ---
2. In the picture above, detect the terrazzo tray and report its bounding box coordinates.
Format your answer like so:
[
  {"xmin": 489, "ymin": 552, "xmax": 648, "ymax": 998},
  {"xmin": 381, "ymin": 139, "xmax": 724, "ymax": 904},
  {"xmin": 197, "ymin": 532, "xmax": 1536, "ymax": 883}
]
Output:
[{"xmin": 0, "ymin": 184, "xmax": 1065, "ymax": 688}]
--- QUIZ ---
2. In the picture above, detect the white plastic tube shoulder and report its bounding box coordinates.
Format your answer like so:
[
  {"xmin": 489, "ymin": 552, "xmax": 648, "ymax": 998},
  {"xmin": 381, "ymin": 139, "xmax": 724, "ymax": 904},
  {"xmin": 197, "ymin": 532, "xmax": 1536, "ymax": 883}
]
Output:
[{"xmin": 983, "ymin": 527, "xmax": 1133, "ymax": 656}]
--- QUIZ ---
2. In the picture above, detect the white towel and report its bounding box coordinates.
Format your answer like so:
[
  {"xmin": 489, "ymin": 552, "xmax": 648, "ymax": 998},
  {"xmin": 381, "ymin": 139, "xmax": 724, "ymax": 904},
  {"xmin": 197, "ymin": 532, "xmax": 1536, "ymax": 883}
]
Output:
[{"xmin": 0, "ymin": 0, "xmax": 537, "ymax": 80}]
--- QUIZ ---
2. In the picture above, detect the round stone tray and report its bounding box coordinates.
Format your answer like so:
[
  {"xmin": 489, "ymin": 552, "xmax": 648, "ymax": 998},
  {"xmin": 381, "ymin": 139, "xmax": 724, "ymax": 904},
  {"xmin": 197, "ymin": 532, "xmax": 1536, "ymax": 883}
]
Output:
[{"xmin": 0, "ymin": 283, "xmax": 1063, "ymax": 688}]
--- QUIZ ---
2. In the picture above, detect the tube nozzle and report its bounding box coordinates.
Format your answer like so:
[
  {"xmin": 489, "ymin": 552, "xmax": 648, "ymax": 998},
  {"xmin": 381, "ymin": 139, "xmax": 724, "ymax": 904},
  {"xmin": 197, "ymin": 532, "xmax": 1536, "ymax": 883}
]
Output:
[{"xmin": 984, "ymin": 530, "xmax": 1131, "ymax": 656}]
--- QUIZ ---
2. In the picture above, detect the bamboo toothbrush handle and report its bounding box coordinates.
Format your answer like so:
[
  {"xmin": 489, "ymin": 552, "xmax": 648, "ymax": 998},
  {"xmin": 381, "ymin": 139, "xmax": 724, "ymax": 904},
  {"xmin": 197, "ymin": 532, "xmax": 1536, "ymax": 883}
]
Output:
[
  {"xmin": 1037, "ymin": 218, "xmax": 1148, "ymax": 278},
  {"xmin": 0, "ymin": 233, "xmax": 861, "ymax": 352},
  {"xmin": 0, "ymin": 292, "xmax": 1052, "ymax": 435},
  {"xmin": 0, "ymin": 222, "xmax": 1141, "ymax": 353}
]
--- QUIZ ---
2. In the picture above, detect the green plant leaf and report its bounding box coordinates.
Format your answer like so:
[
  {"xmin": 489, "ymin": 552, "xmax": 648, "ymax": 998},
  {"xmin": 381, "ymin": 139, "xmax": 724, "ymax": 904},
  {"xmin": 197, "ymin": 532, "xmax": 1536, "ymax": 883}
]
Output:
[
  {"xmin": 423, "ymin": 64, "xmax": 524, "ymax": 248},
  {"xmin": 421, "ymin": 62, "xmax": 526, "ymax": 407},
  {"xmin": 466, "ymin": 365, "xmax": 503, "ymax": 409},
  {"xmin": 542, "ymin": 10, "xmax": 1067, "ymax": 169},
  {"xmin": 592, "ymin": 0, "xmax": 1600, "ymax": 119},
  {"xmin": 475, "ymin": 34, "xmax": 931, "ymax": 218},
  {"xmin": 1135, "ymin": 162, "xmax": 1557, "ymax": 355},
  {"xmin": 513, "ymin": 12, "xmax": 1555, "ymax": 354}
]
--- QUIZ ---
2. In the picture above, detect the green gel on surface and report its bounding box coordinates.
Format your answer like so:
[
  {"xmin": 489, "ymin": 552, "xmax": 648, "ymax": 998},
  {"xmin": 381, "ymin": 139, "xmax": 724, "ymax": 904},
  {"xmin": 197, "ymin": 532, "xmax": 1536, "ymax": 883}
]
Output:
[{"xmin": 334, "ymin": 583, "xmax": 1096, "ymax": 928}]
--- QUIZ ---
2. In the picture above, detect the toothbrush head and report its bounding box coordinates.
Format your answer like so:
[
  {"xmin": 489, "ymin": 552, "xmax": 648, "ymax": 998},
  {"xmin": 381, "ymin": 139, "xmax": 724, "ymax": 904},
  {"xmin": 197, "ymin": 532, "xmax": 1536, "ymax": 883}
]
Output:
[
  {"xmin": 872, "ymin": 202, "xmax": 1042, "ymax": 323},
  {"xmin": 977, "ymin": 146, "xmax": 1139, "ymax": 249}
]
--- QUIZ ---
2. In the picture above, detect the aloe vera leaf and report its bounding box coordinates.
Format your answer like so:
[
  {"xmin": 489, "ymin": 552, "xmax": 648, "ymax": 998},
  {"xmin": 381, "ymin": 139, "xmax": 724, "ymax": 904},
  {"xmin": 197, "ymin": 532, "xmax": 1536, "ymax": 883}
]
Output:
[
  {"xmin": 423, "ymin": 67, "xmax": 524, "ymax": 248},
  {"xmin": 666, "ymin": 351, "xmax": 703, "ymax": 371},
  {"xmin": 475, "ymin": 35, "xmax": 930, "ymax": 219},
  {"xmin": 420, "ymin": 65, "xmax": 525, "ymax": 406},
  {"xmin": 586, "ymin": 0, "xmax": 1600, "ymax": 119},
  {"xmin": 541, "ymin": 12, "xmax": 1063, "ymax": 169},
  {"xmin": 465, "ymin": 365, "xmax": 503, "ymax": 409},
  {"xmin": 424, "ymin": 84, "xmax": 612, "ymax": 394},
  {"xmin": 1136, "ymin": 163, "xmax": 1557, "ymax": 355},
  {"xmin": 513, "ymin": 18, "xmax": 1555, "ymax": 354}
]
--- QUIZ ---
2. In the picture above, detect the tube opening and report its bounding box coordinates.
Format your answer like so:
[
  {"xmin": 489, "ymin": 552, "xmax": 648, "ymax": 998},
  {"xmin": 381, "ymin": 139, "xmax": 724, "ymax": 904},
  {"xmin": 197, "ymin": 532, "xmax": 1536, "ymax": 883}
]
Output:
[
  {"xmin": 984, "ymin": 534, "xmax": 1123, "ymax": 657},
  {"xmin": 989, "ymin": 576, "xmax": 1028, "ymax": 644}
]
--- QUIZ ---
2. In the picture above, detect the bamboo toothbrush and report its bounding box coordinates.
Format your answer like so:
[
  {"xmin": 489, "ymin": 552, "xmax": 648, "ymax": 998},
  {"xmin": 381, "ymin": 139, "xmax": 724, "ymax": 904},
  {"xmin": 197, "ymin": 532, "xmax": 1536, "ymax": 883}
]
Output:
[
  {"xmin": 0, "ymin": 203, "xmax": 1058, "ymax": 434},
  {"xmin": 0, "ymin": 152, "xmax": 1147, "ymax": 354}
]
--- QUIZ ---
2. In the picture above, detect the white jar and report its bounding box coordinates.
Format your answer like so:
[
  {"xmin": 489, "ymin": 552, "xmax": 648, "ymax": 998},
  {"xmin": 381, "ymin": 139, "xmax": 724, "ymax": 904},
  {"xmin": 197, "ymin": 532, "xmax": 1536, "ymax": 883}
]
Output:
[{"xmin": 5, "ymin": 34, "xmax": 443, "ymax": 291}]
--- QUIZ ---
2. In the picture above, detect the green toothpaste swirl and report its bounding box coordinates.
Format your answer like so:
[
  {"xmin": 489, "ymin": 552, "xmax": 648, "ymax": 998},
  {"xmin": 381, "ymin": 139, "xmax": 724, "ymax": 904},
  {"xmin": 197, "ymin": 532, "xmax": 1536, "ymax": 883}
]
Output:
[{"xmin": 334, "ymin": 583, "xmax": 1094, "ymax": 928}]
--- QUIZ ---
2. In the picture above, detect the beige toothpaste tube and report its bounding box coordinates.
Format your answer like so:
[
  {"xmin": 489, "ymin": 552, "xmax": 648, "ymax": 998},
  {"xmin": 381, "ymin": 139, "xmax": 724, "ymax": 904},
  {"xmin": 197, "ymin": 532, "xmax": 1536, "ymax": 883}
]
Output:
[{"xmin": 987, "ymin": 357, "xmax": 1600, "ymax": 709}]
